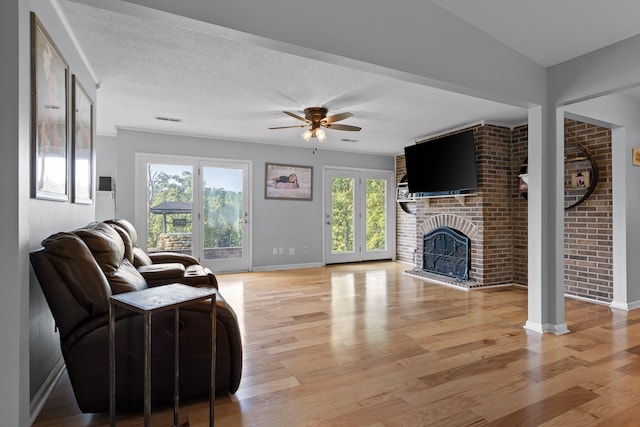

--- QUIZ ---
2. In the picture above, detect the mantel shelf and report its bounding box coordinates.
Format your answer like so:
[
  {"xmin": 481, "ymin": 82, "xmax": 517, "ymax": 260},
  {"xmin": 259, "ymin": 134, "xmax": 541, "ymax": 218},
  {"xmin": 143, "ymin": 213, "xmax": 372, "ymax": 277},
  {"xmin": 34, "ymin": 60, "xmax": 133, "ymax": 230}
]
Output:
[
  {"xmin": 422, "ymin": 194, "xmax": 474, "ymax": 207},
  {"xmin": 396, "ymin": 193, "xmax": 476, "ymax": 207}
]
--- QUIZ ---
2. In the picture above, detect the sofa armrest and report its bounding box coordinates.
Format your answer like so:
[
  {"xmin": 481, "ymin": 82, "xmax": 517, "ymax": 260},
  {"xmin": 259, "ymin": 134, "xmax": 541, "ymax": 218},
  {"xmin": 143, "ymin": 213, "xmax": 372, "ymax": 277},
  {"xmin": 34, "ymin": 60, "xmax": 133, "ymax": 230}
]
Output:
[
  {"xmin": 148, "ymin": 252, "xmax": 200, "ymax": 267},
  {"xmin": 138, "ymin": 262, "xmax": 185, "ymax": 283},
  {"xmin": 138, "ymin": 262, "xmax": 217, "ymax": 288}
]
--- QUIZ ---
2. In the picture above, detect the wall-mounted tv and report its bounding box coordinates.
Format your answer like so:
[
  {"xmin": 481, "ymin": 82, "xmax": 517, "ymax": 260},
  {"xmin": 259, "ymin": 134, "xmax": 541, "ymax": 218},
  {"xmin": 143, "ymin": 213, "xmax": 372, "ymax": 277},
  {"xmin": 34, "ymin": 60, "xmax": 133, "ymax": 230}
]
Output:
[{"xmin": 403, "ymin": 129, "xmax": 478, "ymax": 196}]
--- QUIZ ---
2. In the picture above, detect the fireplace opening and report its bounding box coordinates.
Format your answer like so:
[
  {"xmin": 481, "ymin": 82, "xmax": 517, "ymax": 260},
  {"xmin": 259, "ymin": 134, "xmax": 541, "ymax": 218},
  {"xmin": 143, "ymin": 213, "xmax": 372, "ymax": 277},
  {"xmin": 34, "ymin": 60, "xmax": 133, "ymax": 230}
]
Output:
[{"xmin": 422, "ymin": 227, "xmax": 470, "ymax": 280}]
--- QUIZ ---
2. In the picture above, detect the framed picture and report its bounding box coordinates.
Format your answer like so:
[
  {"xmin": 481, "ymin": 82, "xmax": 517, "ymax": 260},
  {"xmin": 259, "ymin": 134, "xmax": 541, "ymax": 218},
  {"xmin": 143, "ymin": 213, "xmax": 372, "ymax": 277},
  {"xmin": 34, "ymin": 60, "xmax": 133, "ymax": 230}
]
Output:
[
  {"xmin": 31, "ymin": 13, "xmax": 69, "ymax": 201},
  {"xmin": 71, "ymin": 75, "xmax": 93, "ymax": 204},
  {"xmin": 265, "ymin": 163, "xmax": 313, "ymax": 200},
  {"xmin": 633, "ymin": 148, "xmax": 640, "ymax": 166},
  {"xmin": 571, "ymin": 171, "xmax": 590, "ymax": 189}
]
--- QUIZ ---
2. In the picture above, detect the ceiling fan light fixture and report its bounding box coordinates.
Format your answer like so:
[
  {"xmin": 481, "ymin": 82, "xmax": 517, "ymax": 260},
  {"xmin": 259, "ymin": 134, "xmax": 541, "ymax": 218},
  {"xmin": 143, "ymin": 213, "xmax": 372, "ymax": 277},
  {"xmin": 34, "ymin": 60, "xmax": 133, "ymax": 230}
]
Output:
[
  {"xmin": 273, "ymin": 107, "xmax": 358, "ymax": 144},
  {"xmin": 316, "ymin": 128, "xmax": 327, "ymax": 142}
]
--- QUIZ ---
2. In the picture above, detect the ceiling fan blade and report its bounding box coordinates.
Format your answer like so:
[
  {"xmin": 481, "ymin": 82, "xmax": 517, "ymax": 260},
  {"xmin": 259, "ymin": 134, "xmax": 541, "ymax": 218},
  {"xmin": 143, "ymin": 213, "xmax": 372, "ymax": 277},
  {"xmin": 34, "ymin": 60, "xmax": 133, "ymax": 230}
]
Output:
[
  {"xmin": 325, "ymin": 112, "xmax": 353, "ymax": 123},
  {"xmin": 326, "ymin": 123, "xmax": 361, "ymax": 131},
  {"xmin": 268, "ymin": 125, "xmax": 307, "ymax": 130},
  {"xmin": 283, "ymin": 111, "xmax": 309, "ymax": 122}
]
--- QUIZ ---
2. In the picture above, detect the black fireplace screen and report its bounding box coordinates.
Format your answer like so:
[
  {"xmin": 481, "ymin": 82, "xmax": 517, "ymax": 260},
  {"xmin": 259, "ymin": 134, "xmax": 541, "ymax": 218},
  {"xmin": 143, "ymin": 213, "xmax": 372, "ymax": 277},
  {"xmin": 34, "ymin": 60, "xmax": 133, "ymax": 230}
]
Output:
[{"xmin": 422, "ymin": 227, "xmax": 470, "ymax": 280}]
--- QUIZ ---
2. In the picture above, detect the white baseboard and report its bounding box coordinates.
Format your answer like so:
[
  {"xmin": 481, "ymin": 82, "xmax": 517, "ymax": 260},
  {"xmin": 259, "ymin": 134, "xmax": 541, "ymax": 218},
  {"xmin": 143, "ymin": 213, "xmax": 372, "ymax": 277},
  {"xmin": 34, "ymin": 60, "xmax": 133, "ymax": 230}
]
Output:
[
  {"xmin": 252, "ymin": 262, "xmax": 324, "ymax": 272},
  {"xmin": 565, "ymin": 293, "xmax": 611, "ymax": 307},
  {"xmin": 610, "ymin": 299, "xmax": 640, "ymax": 311},
  {"xmin": 523, "ymin": 320, "xmax": 570, "ymax": 335},
  {"xmin": 30, "ymin": 357, "xmax": 65, "ymax": 425}
]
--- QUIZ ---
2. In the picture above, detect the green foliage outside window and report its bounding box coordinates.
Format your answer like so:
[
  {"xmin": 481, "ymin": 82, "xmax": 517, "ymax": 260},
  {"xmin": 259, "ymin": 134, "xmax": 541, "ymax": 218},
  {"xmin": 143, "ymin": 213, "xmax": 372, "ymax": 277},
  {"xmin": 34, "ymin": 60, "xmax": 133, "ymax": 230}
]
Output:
[
  {"xmin": 147, "ymin": 165, "xmax": 242, "ymax": 250},
  {"xmin": 146, "ymin": 166, "xmax": 193, "ymax": 249},
  {"xmin": 366, "ymin": 179, "xmax": 386, "ymax": 251},
  {"xmin": 331, "ymin": 177, "xmax": 354, "ymax": 253},
  {"xmin": 203, "ymin": 186, "xmax": 242, "ymax": 248},
  {"xmin": 331, "ymin": 176, "xmax": 387, "ymax": 254}
]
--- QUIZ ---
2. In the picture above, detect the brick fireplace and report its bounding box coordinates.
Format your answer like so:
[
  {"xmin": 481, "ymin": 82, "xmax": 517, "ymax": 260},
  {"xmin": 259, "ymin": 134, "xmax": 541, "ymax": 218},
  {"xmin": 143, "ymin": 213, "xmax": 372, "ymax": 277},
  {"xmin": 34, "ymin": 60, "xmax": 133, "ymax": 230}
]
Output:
[
  {"xmin": 399, "ymin": 124, "xmax": 515, "ymax": 289},
  {"xmin": 396, "ymin": 120, "xmax": 613, "ymax": 302}
]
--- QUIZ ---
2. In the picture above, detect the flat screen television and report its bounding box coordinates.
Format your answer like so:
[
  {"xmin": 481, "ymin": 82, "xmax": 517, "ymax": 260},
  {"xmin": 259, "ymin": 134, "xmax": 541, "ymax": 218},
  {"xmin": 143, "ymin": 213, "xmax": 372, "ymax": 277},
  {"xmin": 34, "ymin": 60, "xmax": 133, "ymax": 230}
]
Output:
[{"xmin": 403, "ymin": 129, "xmax": 478, "ymax": 196}]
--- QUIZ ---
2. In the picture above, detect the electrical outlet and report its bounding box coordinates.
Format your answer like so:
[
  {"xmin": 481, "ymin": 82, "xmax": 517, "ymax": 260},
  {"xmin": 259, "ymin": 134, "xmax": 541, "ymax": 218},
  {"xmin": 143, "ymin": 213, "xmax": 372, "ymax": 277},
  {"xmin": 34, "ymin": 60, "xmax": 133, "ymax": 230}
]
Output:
[
  {"xmin": 289, "ymin": 248, "xmax": 295, "ymax": 256},
  {"xmin": 278, "ymin": 248, "xmax": 284, "ymax": 255},
  {"xmin": 273, "ymin": 247, "xmax": 278, "ymax": 255},
  {"xmin": 303, "ymin": 247, "xmax": 309, "ymax": 253}
]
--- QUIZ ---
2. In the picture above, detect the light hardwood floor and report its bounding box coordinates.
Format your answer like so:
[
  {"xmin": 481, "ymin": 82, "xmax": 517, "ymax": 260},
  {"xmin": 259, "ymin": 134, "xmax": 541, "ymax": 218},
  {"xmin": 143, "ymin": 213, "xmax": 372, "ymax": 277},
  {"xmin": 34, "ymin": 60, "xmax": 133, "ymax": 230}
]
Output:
[{"xmin": 33, "ymin": 261, "xmax": 640, "ymax": 426}]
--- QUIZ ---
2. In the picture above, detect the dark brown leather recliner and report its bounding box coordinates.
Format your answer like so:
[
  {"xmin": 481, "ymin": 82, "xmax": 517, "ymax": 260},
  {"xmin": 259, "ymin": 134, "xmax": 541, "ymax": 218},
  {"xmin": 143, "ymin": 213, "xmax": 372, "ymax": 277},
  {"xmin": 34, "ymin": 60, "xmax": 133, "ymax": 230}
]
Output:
[
  {"xmin": 103, "ymin": 218, "xmax": 218, "ymax": 288},
  {"xmin": 30, "ymin": 221, "xmax": 242, "ymax": 413}
]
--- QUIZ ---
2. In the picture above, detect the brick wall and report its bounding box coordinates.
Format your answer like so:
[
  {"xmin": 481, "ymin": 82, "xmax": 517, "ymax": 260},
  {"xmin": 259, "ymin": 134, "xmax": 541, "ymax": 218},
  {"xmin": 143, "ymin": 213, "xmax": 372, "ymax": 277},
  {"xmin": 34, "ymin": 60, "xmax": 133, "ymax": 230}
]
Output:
[
  {"xmin": 511, "ymin": 125, "xmax": 528, "ymax": 285},
  {"xmin": 563, "ymin": 119, "xmax": 613, "ymax": 302},
  {"xmin": 477, "ymin": 125, "xmax": 514, "ymax": 285},
  {"xmin": 395, "ymin": 156, "xmax": 417, "ymax": 263}
]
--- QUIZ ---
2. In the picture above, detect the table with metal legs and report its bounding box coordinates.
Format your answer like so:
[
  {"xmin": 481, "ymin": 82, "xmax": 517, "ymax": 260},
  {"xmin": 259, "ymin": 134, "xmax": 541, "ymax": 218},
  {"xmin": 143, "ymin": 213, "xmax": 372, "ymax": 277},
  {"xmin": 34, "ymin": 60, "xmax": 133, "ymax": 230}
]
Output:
[{"xmin": 109, "ymin": 283, "xmax": 217, "ymax": 426}]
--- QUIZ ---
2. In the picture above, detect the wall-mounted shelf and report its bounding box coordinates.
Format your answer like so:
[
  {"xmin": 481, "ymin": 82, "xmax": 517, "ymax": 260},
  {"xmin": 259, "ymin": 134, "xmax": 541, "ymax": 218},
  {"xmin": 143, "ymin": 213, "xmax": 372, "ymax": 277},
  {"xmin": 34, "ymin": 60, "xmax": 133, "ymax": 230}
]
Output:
[
  {"xmin": 418, "ymin": 194, "xmax": 475, "ymax": 207},
  {"xmin": 396, "ymin": 180, "xmax": 416, "ymax": 215},
  {"xmin": 517, "ymin": 140, "xmax": 599, "ymax": 210},
  {"xmin": 396, "ymin": 174, "xmax": 476, "ymax": 211},
  {"xmin": 396, "ymin": 192, "xmax": 475, "ymax": 207}
]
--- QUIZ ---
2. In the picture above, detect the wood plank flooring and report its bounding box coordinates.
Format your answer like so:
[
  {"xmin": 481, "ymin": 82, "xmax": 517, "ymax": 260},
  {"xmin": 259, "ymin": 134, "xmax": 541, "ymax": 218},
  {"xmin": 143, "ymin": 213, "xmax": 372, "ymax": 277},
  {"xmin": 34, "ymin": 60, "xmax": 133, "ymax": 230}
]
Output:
[{"xmin": 33, "ymin": 261, "xmax": 640, "ymax": 426}]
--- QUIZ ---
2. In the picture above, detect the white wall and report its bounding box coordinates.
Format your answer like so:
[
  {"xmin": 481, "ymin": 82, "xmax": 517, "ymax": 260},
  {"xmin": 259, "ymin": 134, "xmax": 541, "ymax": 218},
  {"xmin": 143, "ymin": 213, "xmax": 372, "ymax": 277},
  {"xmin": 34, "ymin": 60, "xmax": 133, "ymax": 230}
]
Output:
[
  {"xmin": 0, "ymin": 1, "xmax": 30, "ymax": 424},
  {"xmin": 94, "ymin": 137, "xmax": 117, "ymax": 220},
  {"xmin": 99, "ymin": 129, "xmax": 394, "ymax": 269},
  {"xmin": 0, "ymin": 0, "xmax": 100, "ymax": 424}
]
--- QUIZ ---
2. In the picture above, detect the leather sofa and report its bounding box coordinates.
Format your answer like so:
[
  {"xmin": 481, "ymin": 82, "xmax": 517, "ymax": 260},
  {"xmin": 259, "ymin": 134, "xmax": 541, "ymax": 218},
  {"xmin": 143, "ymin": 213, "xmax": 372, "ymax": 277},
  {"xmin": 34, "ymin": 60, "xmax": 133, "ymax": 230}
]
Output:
[
  {"xmin": 104, "ymin": 218, "xmax": 218, "ymax": 288},
  {"xmin": 30, "ymin": 221, "xmax": 242, "ymax": 413}
]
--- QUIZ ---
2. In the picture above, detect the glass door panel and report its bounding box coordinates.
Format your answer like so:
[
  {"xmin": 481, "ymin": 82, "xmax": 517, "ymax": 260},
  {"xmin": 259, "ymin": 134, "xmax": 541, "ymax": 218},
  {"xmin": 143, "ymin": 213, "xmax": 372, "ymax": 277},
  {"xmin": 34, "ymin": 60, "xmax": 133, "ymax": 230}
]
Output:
[
  {"xmin": 365, "ymin": 178, "xmax": 387, "ymax": 252},
  {"xmin": 331, "ymin": 176, "xmax": 356, "ymax": 255},
  {"xmin": 145, "ymin": 163, "xmax": 194, "ymax": 256},
  {"xmin": 137, "ymin": 154, "xmax": 251, "ymax": 273},
  {"xmin": 200, "ymin": 162, "xmax": 250, "ymax": 272},
  {"xmin": 325, "ymin": 170, "xmax": 361, "ymax": 264},
  {"xmin": 324, "ymin": 168, "xmax": 394, "ymax": 264}
]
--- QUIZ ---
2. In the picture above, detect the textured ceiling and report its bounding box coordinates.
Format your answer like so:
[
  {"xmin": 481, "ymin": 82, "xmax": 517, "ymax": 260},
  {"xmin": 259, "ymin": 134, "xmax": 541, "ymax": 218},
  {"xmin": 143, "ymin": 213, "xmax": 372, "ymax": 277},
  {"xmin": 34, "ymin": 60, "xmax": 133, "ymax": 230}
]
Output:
[{"xmin": 59, "ymin": 1, "xmax": 640, "ymax": 155}]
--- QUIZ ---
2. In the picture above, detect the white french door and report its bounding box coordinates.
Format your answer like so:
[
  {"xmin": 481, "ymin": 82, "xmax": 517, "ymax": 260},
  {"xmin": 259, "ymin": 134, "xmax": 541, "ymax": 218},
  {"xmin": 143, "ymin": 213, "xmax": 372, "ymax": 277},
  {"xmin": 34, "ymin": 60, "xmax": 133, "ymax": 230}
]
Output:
[
  {"xmin": 199, "ymin": 160, "xmax": 250, "ymax": 272},
  {"xmin": 136, "ymin": 154, "xmax": 251, "ymax": 273},
  {"xmin": 323, "ymin": 167, "xmax": 395, "ymax": 264}
]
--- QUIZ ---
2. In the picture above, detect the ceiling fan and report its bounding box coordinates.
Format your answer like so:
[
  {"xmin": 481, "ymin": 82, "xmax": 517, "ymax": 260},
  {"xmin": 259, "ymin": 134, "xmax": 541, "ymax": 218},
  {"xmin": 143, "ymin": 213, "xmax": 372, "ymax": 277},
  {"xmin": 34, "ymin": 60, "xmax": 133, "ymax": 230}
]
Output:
[{"xmin": 269, "ymin": 107, "xmax": 361, "ymax": 142}]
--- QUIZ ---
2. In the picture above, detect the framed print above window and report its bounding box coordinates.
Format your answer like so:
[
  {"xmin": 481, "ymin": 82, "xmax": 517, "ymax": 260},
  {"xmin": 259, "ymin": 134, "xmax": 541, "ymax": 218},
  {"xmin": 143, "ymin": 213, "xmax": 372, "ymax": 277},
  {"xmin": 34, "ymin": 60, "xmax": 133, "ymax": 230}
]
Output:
[
  {"xmin": 71, "ymin": 75, "xmax": 93, "ymax": 204},
  {"xmin": 265, "ymin": 163, "xmax": 313, "ymax": 200},
  {"xmin": 31, "ymin": 13, "xmax": 69, "ymax": 201}
]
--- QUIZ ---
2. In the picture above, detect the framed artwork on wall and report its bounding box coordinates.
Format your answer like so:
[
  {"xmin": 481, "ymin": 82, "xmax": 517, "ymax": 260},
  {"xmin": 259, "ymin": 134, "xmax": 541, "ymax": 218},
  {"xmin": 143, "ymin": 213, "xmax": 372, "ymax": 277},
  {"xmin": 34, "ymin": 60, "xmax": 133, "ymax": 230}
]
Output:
[
  {"xmin": 265, "ymin": 163, "xmax": 313, "ymax": 200},
  {"xmin": 71, "ymin": 75, "xmax": 93, "ymax": 204},
  {"xmin": 31, "ymin": 12, "xmax": 69, "ymax": 201},
  {"xmin": 633, "ymin": 148, "xmax": 640, "ymax": 166}
]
